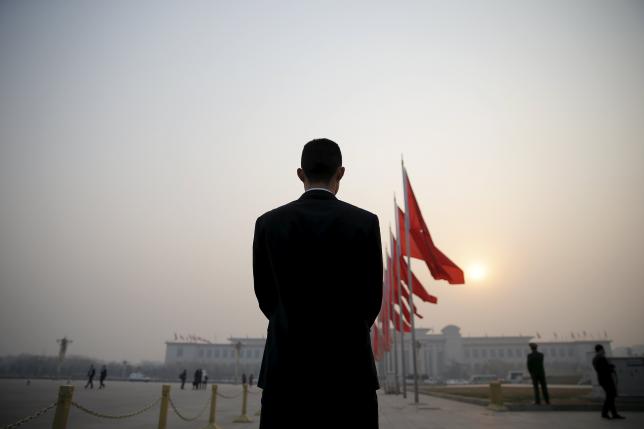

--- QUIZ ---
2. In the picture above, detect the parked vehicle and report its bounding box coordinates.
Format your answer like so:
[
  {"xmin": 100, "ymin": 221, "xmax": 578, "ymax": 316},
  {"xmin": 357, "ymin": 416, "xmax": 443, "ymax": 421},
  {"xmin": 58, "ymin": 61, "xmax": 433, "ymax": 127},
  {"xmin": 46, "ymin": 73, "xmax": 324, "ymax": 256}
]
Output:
[
  {"xmin": 128, "ymin": 372, "xmax": 151, "ymax": 382},
  {"xmin": 468, "ymin": 374, "xmax": 498, "ymax": 384},
  {"xmin": 506, "ymin": 371, "xmax": 525, "ymax": 384}
]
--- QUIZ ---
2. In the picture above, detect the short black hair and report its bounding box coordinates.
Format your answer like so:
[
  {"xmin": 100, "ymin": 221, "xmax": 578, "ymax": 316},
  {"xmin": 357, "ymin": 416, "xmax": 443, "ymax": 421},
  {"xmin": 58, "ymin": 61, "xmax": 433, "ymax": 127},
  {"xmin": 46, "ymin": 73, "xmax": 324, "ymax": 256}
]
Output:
[
  {"xmin": 301, "ymin": 138, "xmax": 342, "ymax": 183},
  {"xmin": 595, "ymin": 344, "xmax": 604, "ymax": 352},
  {"xmin": 529, "ymin": 343, "xmax": 538, "ymax": 350}
]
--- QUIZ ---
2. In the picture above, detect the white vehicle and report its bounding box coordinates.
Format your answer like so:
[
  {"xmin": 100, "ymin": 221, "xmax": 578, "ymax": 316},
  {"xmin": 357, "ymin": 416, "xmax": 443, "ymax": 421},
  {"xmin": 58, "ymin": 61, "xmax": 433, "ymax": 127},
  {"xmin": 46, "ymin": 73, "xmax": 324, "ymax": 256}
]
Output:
[
  {"xmin": 506, "ymin": 371, "xmax": 525, "ymax": 384},
  {"xmin": 128, "ymin": 372, "xmax": 151, "ymax": 382},
  {"xmin": 468, "ymin": 374, "xmax": 498, "ymax": 385}
]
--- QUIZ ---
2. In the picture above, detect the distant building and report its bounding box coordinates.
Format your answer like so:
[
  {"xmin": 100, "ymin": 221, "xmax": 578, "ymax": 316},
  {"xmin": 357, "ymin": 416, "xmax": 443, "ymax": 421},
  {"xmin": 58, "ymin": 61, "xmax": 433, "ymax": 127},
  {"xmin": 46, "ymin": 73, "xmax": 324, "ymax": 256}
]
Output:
[
  {"xmin": 165, "ymin": 337, "xmax": 265, "ymax": 377},
  {"xmin": 385, "ymin": 325, "xmax": 611, "ymax": 380},
  {"xmin": 165, "ymin": 325, "xmax": 612, "ymax": 381},
  {"xmin": 613, "ymin": 345, "xmax": 644, "ymax": 357}
]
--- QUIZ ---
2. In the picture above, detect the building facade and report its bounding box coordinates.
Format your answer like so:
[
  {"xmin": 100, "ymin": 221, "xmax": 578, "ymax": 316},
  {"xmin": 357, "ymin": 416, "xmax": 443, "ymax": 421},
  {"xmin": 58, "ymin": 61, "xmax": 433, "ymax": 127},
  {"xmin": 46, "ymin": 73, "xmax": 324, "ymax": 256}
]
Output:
[
  {"xmin": 384, "ymin": 325, "xmax": 611, "ymax": 381},
  {"xmin": 165, "ymin": 337, "xmax": 265, "ymax": 378},
  {"xmin": 164, "ymin": 325, "xmax": 612, "ymax": 381}
]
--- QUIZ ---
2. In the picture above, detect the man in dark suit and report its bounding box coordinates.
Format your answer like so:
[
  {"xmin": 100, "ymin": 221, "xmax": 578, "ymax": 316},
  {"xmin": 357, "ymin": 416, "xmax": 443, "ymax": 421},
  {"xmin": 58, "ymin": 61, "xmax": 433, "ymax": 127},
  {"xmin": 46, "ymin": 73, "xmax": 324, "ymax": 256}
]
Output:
[
  {"xmin": 526, "ymin": 343, "xmax": 549, "ymax": 405},
  {"xmin": 593, "ymin": 344, "xmax": 625, "ymax": 420},
  {"xmin": 253, "ymin": 138, "xmax": 383, "ymax": 429}
]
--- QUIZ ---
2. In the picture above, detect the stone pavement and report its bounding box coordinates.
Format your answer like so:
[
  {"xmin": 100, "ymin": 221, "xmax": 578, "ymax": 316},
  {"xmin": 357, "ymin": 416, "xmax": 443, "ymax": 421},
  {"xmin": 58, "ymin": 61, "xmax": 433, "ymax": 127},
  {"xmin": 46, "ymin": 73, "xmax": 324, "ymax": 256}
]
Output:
[
  {"xmin": 377, "ymin": 390, "xmax": 644, "ymax": 428},
  {"xmin": 1, "ymin": 379, "xmax": 643, "ymax": 428}
]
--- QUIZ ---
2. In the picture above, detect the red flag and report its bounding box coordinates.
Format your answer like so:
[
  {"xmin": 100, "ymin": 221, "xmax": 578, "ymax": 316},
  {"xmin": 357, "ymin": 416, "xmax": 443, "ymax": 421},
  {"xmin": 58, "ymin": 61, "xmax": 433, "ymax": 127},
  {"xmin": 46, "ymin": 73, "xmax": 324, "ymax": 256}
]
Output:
[
  {"xmin": 399, "ymin": 254, "xmax": 438, "ymax": 304},
  {"xmin": 403, "ymin": 169, "xmax": 465, "ymax": 284},
  {"xmin": 392, "ymin": 236, "xmax": 438, "ymax": 304},
  {"xmin": 400, "ymin": 298, "xmax": 423, "ymax": 323},
  {"xmin": 392, "ymin": 279, "xmax": 423, "ymax": 318},
  {"xmin": 390, "ymin": 308, "xmax": 411, "ymax": 333},
  {"xmin": 372, "ymin": 324, "xmax": 380, "ymax": 360},
  {"xmin": 398, "ymin": 206, "xmax": 423, "ymax": 259}
]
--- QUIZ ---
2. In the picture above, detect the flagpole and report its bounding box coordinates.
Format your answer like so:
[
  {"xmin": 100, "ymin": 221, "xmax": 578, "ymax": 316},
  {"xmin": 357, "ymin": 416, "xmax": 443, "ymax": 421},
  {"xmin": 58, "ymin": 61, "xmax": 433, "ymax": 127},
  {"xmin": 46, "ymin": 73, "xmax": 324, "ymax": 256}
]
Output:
[
  {"xmin": 402, "ymin": 159, "xmax": 420, "ymax": 404},
  {"xmin": 394, "ymin": 194, "xmax": 407, "ymax": 399},
  {"xmin": 387, "ymin": 241, "xmax": 400, "ymax": 395},
  {"xmin": 388, "ymin": 234, "xmax": 400, "ymax": 395}
]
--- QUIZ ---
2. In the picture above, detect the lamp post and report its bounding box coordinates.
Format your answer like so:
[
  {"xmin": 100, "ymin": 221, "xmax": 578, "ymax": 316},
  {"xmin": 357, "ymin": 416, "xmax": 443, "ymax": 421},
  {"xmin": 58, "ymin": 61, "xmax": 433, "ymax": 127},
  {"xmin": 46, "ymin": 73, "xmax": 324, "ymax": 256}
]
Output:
[{"xmin": 234, "ymin": 341, "xmax": 243, "ymax": 385}]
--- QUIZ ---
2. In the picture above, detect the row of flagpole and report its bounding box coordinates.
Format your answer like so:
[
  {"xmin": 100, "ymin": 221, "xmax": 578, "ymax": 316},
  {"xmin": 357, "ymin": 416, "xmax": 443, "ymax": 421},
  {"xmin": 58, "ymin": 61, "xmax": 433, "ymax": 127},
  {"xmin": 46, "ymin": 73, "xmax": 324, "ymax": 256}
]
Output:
[{"xmin": 372, "ymin": 157, "xmax": 465, "ymax": 404}]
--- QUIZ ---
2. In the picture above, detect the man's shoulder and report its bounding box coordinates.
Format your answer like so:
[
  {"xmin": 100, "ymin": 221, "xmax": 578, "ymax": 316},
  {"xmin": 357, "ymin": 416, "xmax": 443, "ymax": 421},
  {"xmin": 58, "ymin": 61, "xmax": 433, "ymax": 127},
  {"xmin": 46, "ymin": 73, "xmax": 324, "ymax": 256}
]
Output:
[{"xmin": 256, "ymin": 197, "xmax": 378, "ymax": 225}]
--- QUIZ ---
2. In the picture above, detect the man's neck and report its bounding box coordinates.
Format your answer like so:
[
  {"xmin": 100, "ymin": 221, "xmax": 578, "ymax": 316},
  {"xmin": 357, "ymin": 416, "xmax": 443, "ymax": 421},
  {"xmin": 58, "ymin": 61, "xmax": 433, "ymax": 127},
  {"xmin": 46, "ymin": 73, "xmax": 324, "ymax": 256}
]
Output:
[{"xmin": 304, "ymin": 184, "xmax": 334, "ymax": 194}]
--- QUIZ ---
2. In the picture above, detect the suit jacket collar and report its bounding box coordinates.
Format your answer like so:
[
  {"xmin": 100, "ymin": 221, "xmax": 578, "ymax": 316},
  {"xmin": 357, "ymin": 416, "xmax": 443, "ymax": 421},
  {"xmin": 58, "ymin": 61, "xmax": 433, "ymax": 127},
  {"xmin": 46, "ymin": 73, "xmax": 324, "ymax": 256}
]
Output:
[{"xmin": 298, "ymin": 189, "xmax": 337, "ymax": 201}]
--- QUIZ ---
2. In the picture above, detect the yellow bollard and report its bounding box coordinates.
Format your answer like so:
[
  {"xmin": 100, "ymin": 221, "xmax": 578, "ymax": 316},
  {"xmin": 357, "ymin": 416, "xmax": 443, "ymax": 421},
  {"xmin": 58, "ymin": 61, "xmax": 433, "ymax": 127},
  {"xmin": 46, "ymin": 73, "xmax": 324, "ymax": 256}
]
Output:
[
  {"xmin": 487, "ymin": 381, "xmax": 506, "ymax": 411},
  {"xmin": 158, "ymin": 384, "xmax": 171, "ymax": 429},
  {"xmin": 233, "ymin": 383, "xmax": 252, "ymax": 423},
  {"xmin": 52, "ymin": 385, "xmax": 74, "ymax": 429},
  {"xmin": 203, "ymin": 384, "xmax": 223, "ymax": 429}
]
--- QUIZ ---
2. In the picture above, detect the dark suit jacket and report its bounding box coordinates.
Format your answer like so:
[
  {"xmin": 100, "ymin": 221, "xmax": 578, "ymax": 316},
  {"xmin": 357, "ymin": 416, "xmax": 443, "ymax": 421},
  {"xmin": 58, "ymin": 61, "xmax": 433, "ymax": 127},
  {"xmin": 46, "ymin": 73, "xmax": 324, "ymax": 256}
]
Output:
[
  {"xmin": 592, "ymin": 354, "xmax": 615, "ymax": 387},
  {"xmin": 527, "ymin": 351, "xmax": 545, "ymax": 377},
  {"xmin": 253, "ymin": 189, "xmax": 383, "ymax": 392}
]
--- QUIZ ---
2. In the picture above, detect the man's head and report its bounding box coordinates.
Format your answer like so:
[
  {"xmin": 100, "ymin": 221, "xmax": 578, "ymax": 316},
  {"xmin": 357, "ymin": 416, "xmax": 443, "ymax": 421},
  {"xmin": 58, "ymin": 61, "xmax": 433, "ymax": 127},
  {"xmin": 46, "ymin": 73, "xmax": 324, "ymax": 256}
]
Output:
[
  {"xmin": 297, "ymin": 138, "xmax": 344, "ymax": 194},
  {"xmin": 529, "ymin": 343, "xmax": 538, "ymax": 351},
  {"xmin": 595, "ymin": 344, "xmax": 605, "ymax": 353}
]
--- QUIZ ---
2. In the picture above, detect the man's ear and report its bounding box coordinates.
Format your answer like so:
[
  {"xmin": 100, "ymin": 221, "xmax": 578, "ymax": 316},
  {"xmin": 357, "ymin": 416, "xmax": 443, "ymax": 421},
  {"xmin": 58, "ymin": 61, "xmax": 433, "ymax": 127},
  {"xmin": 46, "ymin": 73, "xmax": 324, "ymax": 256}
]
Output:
[
  {"xmin": 297, "ymin": 168, "xmax": 306, "ymax": 183},
  {"xmin": 336, "ymin": 166, "xmax": 345, "ymax": 182}
]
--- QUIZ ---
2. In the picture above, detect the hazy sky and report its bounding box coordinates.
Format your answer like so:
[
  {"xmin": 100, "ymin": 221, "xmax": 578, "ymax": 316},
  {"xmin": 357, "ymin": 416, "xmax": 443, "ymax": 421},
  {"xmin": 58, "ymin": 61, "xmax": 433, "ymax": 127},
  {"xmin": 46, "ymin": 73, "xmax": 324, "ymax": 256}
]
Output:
[{"xmin": 1, "ymin": 0, "xmax": 643, "ymax": 362}]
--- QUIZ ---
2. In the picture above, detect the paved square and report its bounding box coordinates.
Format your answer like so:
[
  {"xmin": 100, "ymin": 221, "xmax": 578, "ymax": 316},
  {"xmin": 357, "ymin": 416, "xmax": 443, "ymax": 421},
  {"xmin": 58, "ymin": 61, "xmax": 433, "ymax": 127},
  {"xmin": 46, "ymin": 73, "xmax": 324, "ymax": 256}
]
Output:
[{"xmin": 1, "ymin": 380, "xmax": 643, "ymax": 428}]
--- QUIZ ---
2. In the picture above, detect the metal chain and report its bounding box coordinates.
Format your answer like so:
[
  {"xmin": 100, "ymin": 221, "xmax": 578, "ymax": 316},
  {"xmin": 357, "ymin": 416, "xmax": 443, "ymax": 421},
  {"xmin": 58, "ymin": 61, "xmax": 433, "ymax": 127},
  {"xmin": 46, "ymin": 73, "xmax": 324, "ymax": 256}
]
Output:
[
  {"xmin": 70, "ymin": 397, "xmax": 160, "ymax": 419},
  {"xmin": 1, "ymin": 401, "xmax": 57, "ymax": 429},
  {"xmin": 168, "ymin": 395, "xmax": 210, "ymax": 422},
  {"xmin": 216, "ymin": 391, "xmax": 242, "ymax": 399}
]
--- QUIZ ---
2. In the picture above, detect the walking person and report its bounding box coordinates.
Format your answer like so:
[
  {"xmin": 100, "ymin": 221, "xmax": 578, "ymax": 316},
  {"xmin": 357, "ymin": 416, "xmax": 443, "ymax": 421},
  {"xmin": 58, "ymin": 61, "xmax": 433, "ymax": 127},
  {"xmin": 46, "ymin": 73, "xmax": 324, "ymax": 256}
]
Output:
[
  {"xmin": 242, "ymin": 373, "xmax": 247, "ymax": 385},
  {"xmin": 527, "ymin": 343, "xmax": 549, "ymax": 405},
  {"xmin": 179, "ymin": 369, "xmax": 187, "ymax": 390},
  {"xmin": 98, "ymin": 365, "xmax": 107, "ymax": 389},
  {"xmin": 249, "ymin": 374, "xmax": 254, "ymax": 386},
  {"xmin": 203, "ymin": 372, "xmax": 208, "ymax": 389},
  {"xmin": 193, "ymin": 369, "xmax": 200, "ymax": 390},
  {"xmin": 253, "ymin": 139, "xmax": 383, "ymax": 429},
  {"xmin": 85, "ymin": 364, "xmax": 96, "ymax": 389},
  {"xmin": 593, "ymin": 344, "xmax": 625, "ymax": 420}
]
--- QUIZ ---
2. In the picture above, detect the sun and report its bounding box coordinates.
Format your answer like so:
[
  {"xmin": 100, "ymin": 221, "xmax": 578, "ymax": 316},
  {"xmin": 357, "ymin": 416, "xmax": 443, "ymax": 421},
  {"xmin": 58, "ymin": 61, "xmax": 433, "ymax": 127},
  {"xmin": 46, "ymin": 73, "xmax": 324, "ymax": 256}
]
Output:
[{"xmin": 467, "ymin": 263, "xmax": 488, "ymax": 282}]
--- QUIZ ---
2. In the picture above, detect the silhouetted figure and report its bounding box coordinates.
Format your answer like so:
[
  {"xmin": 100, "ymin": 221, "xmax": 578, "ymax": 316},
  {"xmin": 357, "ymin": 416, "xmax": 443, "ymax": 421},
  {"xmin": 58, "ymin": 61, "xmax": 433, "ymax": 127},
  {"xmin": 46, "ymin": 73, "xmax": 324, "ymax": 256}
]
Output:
[
  {"xmin": 527, "ymin": 343, "xmax": 549, "ymax": 405},
  {"xmin": 193, "ymin": 369, "xmax": 202, "ymax": 390},
  {"xmin": 179, "ymin": 369, "xmax": 187, "ymax": 390},
  {"xmin": 254, "ymin": 139, "xmax": 382, "ymax": 429},
  {"xmin": 242, "ymin": 373, "xmax": 247, "ymax": 385},
  {"xmin": 203, "ymin": 373, "xmax": 208, "ymax": 389},
  {"xmin": 593, "ymin": 344, "xmax": 625, "ymax": 420},
  {"xmin": 85, "ymin": 364, "xmax": 96, "ymax": 389},
  {"xmin": 99, "ymin": 365, "xmax": 107, "ymax": 389},
  {"xmin": 249, "ymin": 374, "xmax": 254, "ymax": 386}
]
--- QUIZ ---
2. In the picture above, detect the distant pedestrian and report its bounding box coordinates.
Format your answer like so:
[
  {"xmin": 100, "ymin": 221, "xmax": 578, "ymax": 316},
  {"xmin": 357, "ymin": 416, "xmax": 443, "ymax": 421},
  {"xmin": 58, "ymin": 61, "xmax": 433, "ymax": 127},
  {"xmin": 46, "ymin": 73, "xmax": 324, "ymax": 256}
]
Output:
[
  {"xmin": 593, "ymin": 344, "xmax": 625, "ymax": 420},
  {"xmin": 249, "ymin": 374, "xmax": 254, "ymax": 386},
  {"xmin": 193, "ymin": 369, "xmax": 202, "ymax": 390},
  {"xmin": 85, "ymin": 364, "xmax": 96, "ymax": 389},
  {"xmin": 179, "ymin": 369, "xmax": 187, "ymax": 390},
  {"xmin": 203, "ymin": 373, "xmax": 208, "ymax": 389},
  {"xmin": 527, "ymin": 343, "xmax": 549, "ymax": 405},
  {"xmin": 99, "ymin": 365, "xmax": 107, "ymax": 389},
  {"xmin": 242, "ymin": 373, "xmax": 247, "ymax": 385}
]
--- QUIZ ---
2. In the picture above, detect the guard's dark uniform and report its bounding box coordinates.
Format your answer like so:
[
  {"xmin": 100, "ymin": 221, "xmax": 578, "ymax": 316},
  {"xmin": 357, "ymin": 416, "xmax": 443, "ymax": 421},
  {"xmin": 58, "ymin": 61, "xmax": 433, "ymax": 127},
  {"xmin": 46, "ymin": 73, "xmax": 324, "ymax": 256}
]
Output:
[
  {"xmin": 527, "ymin": 351, "xmax": 549, "ymax": 404},
  {"xmin": 593, "ymin": 353, "xmax": 618, "ymax": 418},
  {"xmin": 253, "ymin": 189, "xmax": 383, "ymax": 429}
]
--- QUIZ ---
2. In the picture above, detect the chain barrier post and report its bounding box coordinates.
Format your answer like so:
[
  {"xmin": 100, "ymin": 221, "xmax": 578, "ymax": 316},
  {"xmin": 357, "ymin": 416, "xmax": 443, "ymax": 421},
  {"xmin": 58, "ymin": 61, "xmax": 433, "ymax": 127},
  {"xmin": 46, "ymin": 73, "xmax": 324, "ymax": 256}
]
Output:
[
  {"xmin": 202, "ymin": 384, "xmax": 222, "ymax": 429},
  {"xmin": 158, "ymin": 384, "xmax": 171, "ymax": 429},
  {"xmin": 232, "ymin": 383, "xmax": 252, "ymax": 423},
  {"xmin": 51, "ymin": 385, "xmax": 74, "ymax": 429},
  {"xmin": 487, "ymin": 381, "xmax": 506, "ymax": 411}
]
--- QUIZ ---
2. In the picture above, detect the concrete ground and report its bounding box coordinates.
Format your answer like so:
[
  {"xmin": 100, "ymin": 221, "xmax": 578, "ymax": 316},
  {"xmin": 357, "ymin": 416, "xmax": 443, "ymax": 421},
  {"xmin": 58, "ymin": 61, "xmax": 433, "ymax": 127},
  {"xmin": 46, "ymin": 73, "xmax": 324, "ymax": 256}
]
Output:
[{"xmin": 1, "ymin": 379, "xmax": 643, "ymax": 428}]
